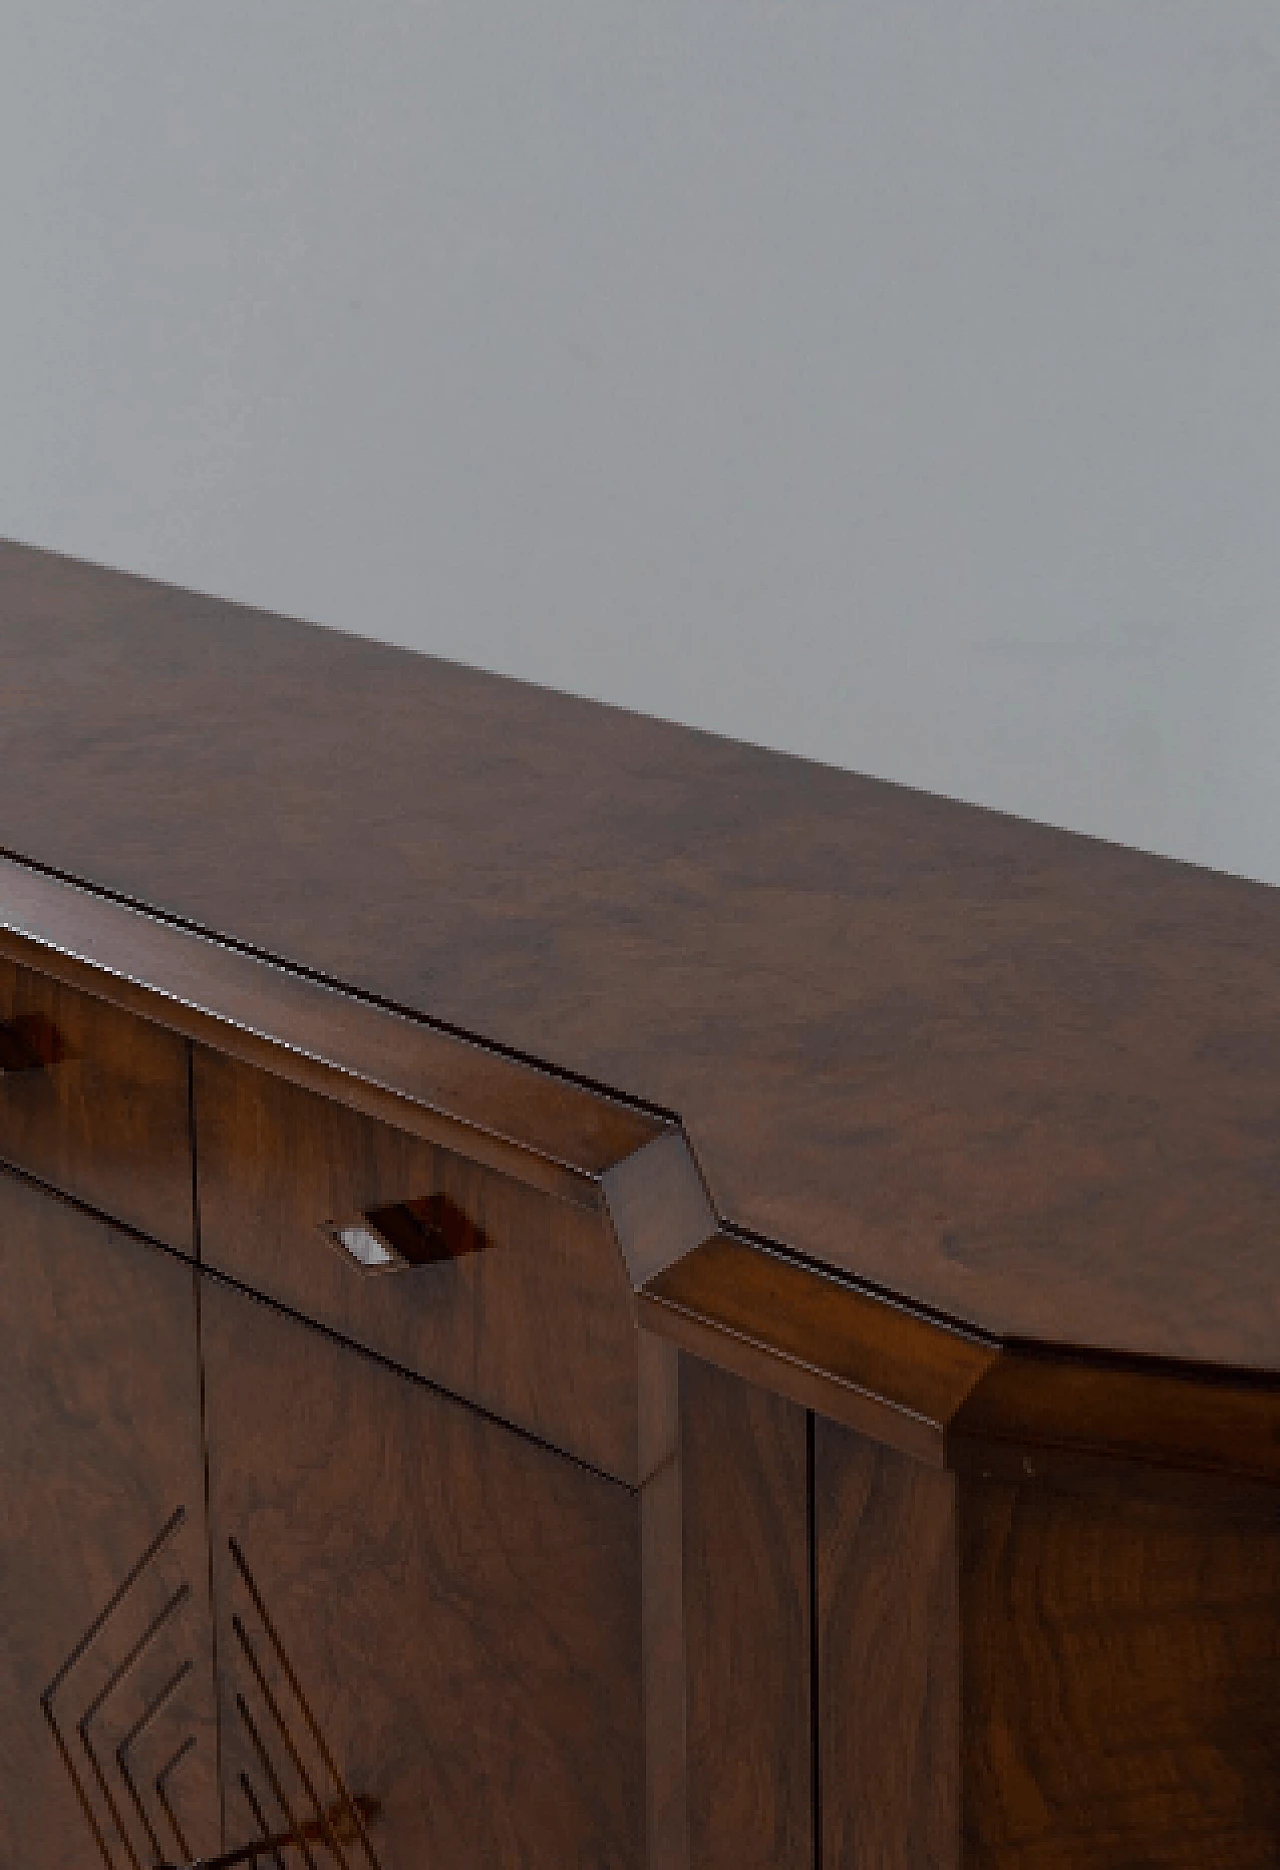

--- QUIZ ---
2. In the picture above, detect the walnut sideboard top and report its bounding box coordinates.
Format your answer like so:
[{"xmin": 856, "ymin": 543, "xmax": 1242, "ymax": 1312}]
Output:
[{"xmin": 5, "ymin": 535, "xmax": 1280, "ymax": 1488}]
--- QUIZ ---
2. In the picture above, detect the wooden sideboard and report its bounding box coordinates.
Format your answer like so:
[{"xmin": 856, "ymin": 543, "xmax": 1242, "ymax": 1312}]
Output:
[{"xmin": 4, "ymin": 537, "xmax": 1280, "ymax": 1867}]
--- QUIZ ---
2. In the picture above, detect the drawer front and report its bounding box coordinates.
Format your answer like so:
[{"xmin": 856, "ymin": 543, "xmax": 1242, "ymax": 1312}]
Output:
[
  {"xmin": 0, "ymin": 960, "xmax": 193, "ymax": 1252},
  {"xmin": 194, "ymin": 1049, "xmax": 643, "ymax": 1480},
  {"xmin": 201, "ymin": 1275, "xmax": 645, "ymax": 1869}
]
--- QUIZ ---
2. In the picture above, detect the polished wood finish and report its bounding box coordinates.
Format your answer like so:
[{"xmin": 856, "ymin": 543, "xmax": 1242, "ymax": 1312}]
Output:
[
  {"xmin": 0, "ymin": 850, "xmax": 666, "ymax": 1213},
  {"xmin": 10, "ymin": 850, "xmax": 1280, "ymax": 1493},
  {"xmin": 644, "ymin": 1235, "xmax": 1280, "ymax": 1492},
  {"xmin": 680, "ymin": 1357, "xmax": 811, "ymax": 1870},
  {"xmin": 0, "ymin": 1168, "xmax": 218, "ymax": 1865},
  {"xmin": 641, "ymin": 1434, "xmax": 689, "ymax": 1870},
  {"xmin": 816, "ymin": 1416, "xmax": 960, "ymax": 1870},
  {"xmin": 193, "ymin": 1050, "xmax": 648, "ymax": 1480},
  {"xmin": 950, "ymin": 1350, "xmax": 1280, "ymax": 1495},
  {"xmin": 10, "ymin": 538, "xmax": 1280, "ymax": 1368},
  {"xmin": 602, "ymin": 1129, "xmax": 717, "ymax": 1289},
  {"xmin": 0, "ymin": 1008, "xmax": 66, "ymax": 1072},
  {"xmin": 645, "ymin": 1233, "xmax": 995, "ymax": 1467},
  {"xmin": 960, "ymin": 1469, "xmax": 1280, "ymax": 1868},
  {"xmin": 815, "ymin": 1412, "xmax": 1280, "ymax": 1869},
  {"xmin": 0, "ymin": 957, "xmax": 193, "ymax": 1253},
  {"xmin": 199, "ymin": 1275, "xmax": 648, "ymax": 1869},
  {"xmin": 10, "ymin": 538, "xmax": 1280, "ymax": 1867}
]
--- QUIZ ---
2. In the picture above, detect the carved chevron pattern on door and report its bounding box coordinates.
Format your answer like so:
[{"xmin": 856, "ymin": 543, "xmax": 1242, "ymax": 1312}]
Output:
[
  {"xmin": 45, "ymin": 1513, "xmax": 380, "ymax": 1870},
  {"xmin": 42, "ymin": 1508, "xmax": 207, "ymax": 1870},
  {"xmin": 221, "ymin": 1535, "xmax": 382, "ymax": 1870}
]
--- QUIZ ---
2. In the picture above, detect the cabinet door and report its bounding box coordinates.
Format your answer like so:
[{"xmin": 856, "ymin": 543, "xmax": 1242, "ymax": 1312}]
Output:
[
  {"xmin": 0, "ymin": 1168, "xmax": 219, "ymax": 1867},
  {"xmin": 199, "ymin": 1276, "xmax": 647, "ymax": 1869}
]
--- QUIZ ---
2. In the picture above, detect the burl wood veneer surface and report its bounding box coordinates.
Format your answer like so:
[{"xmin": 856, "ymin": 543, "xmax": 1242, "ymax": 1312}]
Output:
[
  {"xmin": 6, "ymin": 539, "xmax": 1280, "ymax": 1367},
  {"xmin": 960, "ymin": 1470, "xmax": 1280, "ymax": 1867}
]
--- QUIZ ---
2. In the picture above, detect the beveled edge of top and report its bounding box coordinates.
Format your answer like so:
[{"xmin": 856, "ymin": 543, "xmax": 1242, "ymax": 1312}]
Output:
[
  {"xmin": 5, "ymin": 847, "xmax": 1278, "ymax": 1491},
  {"xmin": 0, "ymin": 847, "xmax": 717, "ymax": 1265}
]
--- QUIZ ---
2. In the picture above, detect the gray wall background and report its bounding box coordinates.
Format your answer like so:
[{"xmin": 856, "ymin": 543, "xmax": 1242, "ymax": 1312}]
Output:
[{"xmin": 3, "ymin": 2, "xmax": 1279, "ymax": 883}]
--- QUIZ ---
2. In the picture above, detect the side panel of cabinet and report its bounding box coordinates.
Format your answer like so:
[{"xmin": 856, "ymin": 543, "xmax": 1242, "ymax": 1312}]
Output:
[
  {"xmin": 960, "ymin": 1465, "xmax": 1280, "ymax": 1868},
  {"xmin": 199, "ymin": 1276, "xmax": 647, "ymax": 1868},
  {"xmin": 0, "ymin": 1168, "xmax": 218, "ymax": 1866}
]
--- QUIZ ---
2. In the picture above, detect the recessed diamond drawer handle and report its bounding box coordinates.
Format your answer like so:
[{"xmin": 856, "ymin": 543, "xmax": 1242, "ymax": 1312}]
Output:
[
  {"xmin": 323, "ymin": 1192, "xmax": 490, "ymax": 1274},
  {"xmin": 0, "ymin": 1012, "xmax": 66, "ymax": 1074}
]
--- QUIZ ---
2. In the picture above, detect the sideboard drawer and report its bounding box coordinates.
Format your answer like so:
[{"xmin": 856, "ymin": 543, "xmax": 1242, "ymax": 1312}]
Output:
[
  {"xmin": 193, "ymin": 1049, "xmax": 644, "ymax": 1480},
  {"xmin": 0, "ymin": 960, "xmax": 193, "ymax": 1252}
]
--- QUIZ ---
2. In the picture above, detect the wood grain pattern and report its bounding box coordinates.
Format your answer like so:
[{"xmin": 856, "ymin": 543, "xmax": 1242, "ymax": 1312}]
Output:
[
  {"xmin": 602, "ymin": 1129, "xmax": 717, "ymax": 1287},
  {"xmin": 950, "ymin": 1351, "xmax": 1280, "ymax": 1495},
  {"xmin": 17, "ymin": 539, "xmax": 1280, "ymax": 1870},
  {"xmin": 0, "ymin": 852, "xmax": 663, "ymax": 1212},
  {"xmin": 637, "ymin": 1328, "xmax": 684, "ymax": 1868},
  {"xmin": 680, "ymin": 1356, "xmax": 811, "ymax": 1870},
  {"xmin": 645, "ymin": 1234, "xmax": 995, "ymax": 1466},
  {"xmin": 0, "ymin": 957, "xmax": 193, "ymax": 1253},
  {"xmin": 643, "ymin": 1237, "xmax": 1280, "ymax": 1489},
  {"xmin": 0, "ymin": 1167, "xmax": 218, "ymax": 1865},
  {"xmin": 960, "ymin": 1469, "xmax": 1280, "ymax": 1868},
  {"xmin": 816, "ymin": 1416, "xmax": 959, "ymax": 1870},
  {"xmin": 199, "ymin": 1273, "xmax": 648, "ymax": 1870},
  {"xmin": 11, "ymin": 538, "xmax": 1280, "ymax": 1368},
  {"xmin": 194, "ymin": 1048, "xmax": 647, "ymax": 1480},
  {"xmin": 642, "ymin": 1444, "xmax": 688, "ymax": 1870},
  {"xmin": 11, "ymin": 866, "xmax": 1280, "ymax": 1484}
]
